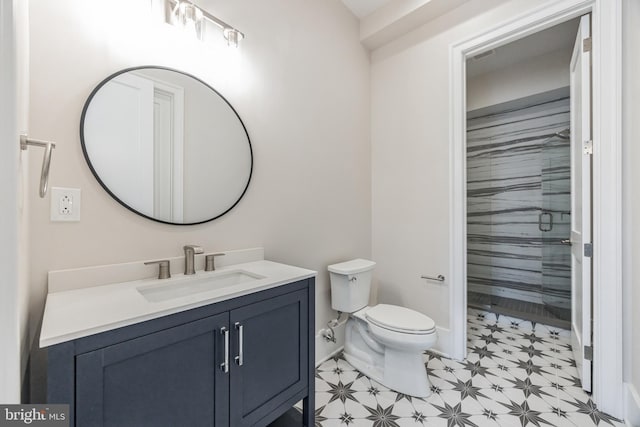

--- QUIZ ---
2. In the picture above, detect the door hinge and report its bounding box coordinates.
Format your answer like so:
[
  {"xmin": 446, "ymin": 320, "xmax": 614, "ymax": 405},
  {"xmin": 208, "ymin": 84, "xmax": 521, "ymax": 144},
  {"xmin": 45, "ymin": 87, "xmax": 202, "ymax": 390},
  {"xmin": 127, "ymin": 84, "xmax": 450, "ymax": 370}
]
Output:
[
  {"xmin": 583, "ymin": 140, "xmax": 593, "ymax": 155},
  {"xmin": 584, "ymin": 243, "xmax": 593, "ymax": 258},
  {"xmin": 583, "ymin": 37, "xmax": 592, "ymax": 53},
  {"xmin": 584, "ymin": 345, "xmax": 593, "ymax": 361}
]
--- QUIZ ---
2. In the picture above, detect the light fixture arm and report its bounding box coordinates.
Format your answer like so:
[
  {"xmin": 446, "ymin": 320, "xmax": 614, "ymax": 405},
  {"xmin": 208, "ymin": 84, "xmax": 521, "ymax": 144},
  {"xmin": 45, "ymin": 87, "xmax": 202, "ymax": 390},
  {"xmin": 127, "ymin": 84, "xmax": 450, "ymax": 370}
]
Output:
[{"xmin": 201, "ymin": 8, "xmax": 242, "ymax": 37}]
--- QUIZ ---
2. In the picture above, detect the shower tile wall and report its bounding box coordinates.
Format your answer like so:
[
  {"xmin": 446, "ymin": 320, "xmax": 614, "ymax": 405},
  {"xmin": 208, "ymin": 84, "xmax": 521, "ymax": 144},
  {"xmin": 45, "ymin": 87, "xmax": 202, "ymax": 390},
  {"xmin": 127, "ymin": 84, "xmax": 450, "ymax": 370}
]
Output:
[{"xmin": 467, "ymin": 97, "xmax": 571, "ymax": 309}]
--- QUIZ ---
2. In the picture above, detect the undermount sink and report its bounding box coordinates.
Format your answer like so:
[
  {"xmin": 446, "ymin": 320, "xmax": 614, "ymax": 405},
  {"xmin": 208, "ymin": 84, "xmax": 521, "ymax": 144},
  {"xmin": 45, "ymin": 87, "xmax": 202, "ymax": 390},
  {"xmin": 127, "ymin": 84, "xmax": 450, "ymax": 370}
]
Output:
[{"xmin": 137, "ymin": 270, "xmax": 266, "ymax": 303}]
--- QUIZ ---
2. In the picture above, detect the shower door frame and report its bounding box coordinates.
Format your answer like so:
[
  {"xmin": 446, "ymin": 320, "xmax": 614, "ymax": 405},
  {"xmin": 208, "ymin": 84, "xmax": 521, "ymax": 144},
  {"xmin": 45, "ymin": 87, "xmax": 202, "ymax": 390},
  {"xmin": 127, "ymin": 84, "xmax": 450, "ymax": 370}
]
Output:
[{"xmin": 449, "ymin": 0, "xmax": 622, "ymax": 418}]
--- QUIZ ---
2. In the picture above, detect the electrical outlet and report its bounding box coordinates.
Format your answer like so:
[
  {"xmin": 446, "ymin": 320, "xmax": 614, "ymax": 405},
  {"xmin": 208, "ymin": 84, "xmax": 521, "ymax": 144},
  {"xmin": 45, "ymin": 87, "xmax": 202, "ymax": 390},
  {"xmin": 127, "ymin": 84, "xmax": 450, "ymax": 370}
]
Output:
[{"xmin": 51, "ymin": 187, "xmax": 81, "ymax": 222}]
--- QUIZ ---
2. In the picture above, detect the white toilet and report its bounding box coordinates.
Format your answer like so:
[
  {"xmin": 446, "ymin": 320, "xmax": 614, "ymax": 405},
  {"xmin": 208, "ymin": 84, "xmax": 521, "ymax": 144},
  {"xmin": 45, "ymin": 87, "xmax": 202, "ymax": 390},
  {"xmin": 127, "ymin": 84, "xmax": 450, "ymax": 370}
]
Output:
[{"xmin": 328, "ymin": 259, "xmax": 437, "ymax": 397}]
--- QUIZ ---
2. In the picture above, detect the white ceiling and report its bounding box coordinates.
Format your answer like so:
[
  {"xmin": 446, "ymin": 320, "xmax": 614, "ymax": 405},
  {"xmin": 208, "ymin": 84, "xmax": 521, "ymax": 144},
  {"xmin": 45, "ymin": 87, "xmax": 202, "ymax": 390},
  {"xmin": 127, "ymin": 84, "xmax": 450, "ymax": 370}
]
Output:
[
  {"xmin": 467, "ymin": 18, "xmax": 580, "ymax": 78},
  {"xmin": 341, "ymin": 1, "xmax": 578, "ymax": 58},
  {"xmin": 341, "ymin": 0, "xmax": 394, "ymax": 18}
]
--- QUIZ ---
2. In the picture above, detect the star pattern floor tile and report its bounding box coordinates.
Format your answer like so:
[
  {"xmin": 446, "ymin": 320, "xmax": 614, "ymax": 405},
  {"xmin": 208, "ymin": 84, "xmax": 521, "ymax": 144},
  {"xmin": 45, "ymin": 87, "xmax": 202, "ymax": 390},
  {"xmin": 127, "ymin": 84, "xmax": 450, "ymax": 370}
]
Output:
[{"xmin": 312, "ymin": 309, "xmax": 624, "ymax": 427}]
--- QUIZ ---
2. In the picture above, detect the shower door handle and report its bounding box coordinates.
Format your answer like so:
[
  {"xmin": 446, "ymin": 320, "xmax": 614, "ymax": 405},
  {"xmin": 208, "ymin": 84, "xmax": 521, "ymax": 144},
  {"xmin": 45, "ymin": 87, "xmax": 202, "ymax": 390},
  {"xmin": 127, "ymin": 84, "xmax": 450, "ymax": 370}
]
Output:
[
  {"xmin": 561, "ymin": 239, "xmax": 572, "ymax": 245},
  {"xmin": 539, "ymin": 212, "xmax": 553, "ymax": 232}
]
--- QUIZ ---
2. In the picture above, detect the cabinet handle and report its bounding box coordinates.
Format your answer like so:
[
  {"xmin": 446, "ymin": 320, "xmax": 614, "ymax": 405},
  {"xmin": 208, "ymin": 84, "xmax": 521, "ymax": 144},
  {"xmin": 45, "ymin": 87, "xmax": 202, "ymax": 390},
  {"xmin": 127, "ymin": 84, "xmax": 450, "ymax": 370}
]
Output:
[
  {"xmin": 234, "ymin": 322, "xmax": 244, "ymax": 366},
  {"xmin": 220, "ymin": 327, "xmax": 229, "ymax": 373}
]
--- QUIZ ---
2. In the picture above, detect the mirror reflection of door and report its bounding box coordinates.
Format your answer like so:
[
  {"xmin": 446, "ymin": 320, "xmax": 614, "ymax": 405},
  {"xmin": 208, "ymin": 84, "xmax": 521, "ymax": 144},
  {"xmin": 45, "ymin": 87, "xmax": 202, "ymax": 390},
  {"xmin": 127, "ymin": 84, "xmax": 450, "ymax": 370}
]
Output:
[
  {"xmin": 151, "ymin": 77, "xmax": 185, "ymax": 223},
  {"xmin": 570, "ymin": 13, "xmax": 593, "ymax": 393},
  {"xmin": 84, "ymin": 73, "xmax": 155, "ymax": 216},
  {"xmin": 85, "ymin": 73, "xmax": 185, "ymax": 223},
  {"xmin": 82, "ymin": 67, "xmax": 253, "ymax": 225}
]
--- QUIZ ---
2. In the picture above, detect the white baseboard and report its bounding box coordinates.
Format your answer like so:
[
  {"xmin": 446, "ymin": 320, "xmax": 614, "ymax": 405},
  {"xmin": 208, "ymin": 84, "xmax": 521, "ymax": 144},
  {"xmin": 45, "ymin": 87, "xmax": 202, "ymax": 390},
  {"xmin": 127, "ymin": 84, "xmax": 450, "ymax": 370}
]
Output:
[
  {"xmin": 624, "ymin": 382, "xmax": 640, "ymax": 427},
  {"xmin": 315, "ymin": 319, "xmax": 347, "ymax": 366}
]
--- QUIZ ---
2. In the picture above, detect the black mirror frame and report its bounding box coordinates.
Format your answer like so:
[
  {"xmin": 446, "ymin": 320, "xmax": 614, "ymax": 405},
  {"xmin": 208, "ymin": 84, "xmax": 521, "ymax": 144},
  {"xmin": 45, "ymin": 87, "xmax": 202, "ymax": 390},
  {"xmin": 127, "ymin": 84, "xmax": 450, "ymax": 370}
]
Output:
[{"xmin": 80, "ymin": 65, "xmax": 253, "ymax": 226}]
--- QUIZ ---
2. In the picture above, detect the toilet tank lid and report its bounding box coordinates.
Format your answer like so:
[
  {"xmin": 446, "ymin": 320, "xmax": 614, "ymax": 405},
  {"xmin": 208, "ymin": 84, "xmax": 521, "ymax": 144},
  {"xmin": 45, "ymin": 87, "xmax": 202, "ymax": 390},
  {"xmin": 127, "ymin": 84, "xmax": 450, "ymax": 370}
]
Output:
[{"xmin": 328, "ymin": 259, "xmax": 376, "ymax": 274}]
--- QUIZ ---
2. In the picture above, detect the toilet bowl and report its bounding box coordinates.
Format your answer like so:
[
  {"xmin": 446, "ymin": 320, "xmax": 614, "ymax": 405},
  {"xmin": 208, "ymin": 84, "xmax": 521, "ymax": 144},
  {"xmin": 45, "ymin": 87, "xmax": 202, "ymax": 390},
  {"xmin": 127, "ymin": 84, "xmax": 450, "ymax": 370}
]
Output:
[{"xmin": 328, "ymin": 259, "xmax": 437, "ymax": 397}]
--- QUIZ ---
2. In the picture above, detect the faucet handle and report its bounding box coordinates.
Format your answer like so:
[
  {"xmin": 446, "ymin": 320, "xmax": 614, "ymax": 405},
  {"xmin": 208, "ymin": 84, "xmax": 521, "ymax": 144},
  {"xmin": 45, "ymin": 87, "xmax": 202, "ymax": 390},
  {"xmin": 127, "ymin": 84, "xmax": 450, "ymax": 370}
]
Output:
[
  {"xmin": 144, "ymin": 260, "xmax": 171, "ymax": 279},
  {"xmin": 205, "ymin": 253, "xmax": 226, "ymax": 272},
  {"xmin": 183, "ymin": 245, "xmax": 204, "ymax": 254}
]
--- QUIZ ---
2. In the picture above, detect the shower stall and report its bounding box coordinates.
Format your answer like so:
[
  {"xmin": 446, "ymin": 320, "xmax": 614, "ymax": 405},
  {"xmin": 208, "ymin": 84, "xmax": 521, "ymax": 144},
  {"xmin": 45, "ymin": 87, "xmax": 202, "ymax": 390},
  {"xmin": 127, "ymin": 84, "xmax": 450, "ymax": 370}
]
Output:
[{"xmin": 466, "ymin": 95, "xmax": 572, "ymax": 328}]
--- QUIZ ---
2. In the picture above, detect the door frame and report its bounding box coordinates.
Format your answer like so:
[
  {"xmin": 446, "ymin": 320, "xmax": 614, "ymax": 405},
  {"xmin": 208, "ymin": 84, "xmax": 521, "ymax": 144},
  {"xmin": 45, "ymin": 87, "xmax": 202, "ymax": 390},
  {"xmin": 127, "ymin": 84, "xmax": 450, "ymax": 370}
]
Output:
[
  {"xmin": 0, "ymin": 0, "xmax": 21, "ymax": 403},
  {"xmin": 449, "ymin": 0, "xmax": 622, "ymax": 418},
  {"xmin": 151, "ymin": 80, "xmax": 184, "ymax": 223}
]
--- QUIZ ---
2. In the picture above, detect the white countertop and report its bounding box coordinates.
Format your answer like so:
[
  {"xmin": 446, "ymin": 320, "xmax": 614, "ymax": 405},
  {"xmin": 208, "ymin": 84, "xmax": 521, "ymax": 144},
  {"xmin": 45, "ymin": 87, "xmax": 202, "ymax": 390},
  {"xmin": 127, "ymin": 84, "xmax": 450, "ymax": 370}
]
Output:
[{"xmin": 40, "ymin": 260, "xmax": 316, "ymax": 348}]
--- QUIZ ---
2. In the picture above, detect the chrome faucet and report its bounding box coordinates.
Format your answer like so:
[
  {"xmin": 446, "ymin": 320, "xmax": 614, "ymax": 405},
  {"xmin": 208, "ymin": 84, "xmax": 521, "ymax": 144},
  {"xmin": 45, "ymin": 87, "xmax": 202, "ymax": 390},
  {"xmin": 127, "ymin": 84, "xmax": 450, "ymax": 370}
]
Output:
[{"xmin": 183, "ymin": 245, "xmax": 204, "ymax": 275}]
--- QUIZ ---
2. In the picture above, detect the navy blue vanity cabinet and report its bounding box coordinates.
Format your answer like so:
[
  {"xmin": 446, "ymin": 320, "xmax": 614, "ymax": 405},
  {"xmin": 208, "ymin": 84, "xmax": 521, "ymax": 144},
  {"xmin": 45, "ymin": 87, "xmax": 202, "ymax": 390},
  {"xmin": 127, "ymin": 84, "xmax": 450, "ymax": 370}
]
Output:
[
  {"xmin": 47, "ymin": 278, "xmax": 315, "ymax": 427},
  {"xmin": 229, "ymin": 289, "xmax": 308, "ymax": 426},
  {"xmin": 76, "ymin": 313, "xmax": 229, "ymax": 426}
]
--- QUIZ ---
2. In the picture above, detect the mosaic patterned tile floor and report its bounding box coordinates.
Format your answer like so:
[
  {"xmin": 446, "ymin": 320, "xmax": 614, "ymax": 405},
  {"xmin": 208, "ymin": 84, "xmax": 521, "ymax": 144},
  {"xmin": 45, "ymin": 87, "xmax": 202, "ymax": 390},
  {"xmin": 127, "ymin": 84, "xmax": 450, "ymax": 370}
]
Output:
[{"xmin": 313, "ymin": 309, "xmax": 624, "ymax": 427}]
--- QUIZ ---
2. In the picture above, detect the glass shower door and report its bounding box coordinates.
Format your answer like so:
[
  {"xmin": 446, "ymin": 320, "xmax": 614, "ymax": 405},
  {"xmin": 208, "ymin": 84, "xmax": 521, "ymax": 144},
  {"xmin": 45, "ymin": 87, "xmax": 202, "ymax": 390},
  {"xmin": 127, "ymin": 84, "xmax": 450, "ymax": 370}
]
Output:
[{"xmin": 540, "ymin": 134, "xmax": 572, "ymax": 323}]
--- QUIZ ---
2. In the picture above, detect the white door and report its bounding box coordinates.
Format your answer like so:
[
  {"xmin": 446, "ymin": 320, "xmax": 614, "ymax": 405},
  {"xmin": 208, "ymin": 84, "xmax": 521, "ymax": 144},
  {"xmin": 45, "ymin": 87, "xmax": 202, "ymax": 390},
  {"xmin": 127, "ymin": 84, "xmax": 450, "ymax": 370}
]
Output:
[
  {"xmin": 569, "ymin": 14, "xmax": 592, "ymax": 393},
  {"xmin": 83, "ymin": 73, "xmax": 154, "ymax": 216}
]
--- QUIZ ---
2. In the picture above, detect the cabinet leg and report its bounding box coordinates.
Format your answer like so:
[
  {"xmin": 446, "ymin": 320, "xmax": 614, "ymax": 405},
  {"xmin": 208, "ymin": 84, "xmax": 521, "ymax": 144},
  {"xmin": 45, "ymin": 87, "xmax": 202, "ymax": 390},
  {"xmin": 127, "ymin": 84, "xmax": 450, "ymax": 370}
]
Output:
[{"xmin": 302, "ymin": 394, "xmax": 314, "ymax": 426}]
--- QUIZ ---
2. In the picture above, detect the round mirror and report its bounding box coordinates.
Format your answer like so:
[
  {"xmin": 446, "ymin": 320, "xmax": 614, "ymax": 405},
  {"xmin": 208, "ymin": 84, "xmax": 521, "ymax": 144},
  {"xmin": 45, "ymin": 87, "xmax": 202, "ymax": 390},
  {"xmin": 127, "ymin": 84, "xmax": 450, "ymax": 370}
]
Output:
[{"xmin": 81, "ymin": 66, "xmax": 253, "ymax": 225}]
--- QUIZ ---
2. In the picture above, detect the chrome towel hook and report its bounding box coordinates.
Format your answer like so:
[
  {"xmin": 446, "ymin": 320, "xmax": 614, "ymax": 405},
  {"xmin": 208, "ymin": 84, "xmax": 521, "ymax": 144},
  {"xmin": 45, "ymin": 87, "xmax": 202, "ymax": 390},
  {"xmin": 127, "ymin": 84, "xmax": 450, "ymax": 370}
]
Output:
[{"xmin": 20, "ymin": 134, "xmax": 56, "ymax": 198}]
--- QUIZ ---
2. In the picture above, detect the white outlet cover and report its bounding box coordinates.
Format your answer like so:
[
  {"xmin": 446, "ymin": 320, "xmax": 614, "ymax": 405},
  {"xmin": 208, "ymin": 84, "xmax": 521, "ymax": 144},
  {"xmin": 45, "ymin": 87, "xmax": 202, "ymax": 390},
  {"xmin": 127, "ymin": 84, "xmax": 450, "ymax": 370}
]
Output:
[{"xmin": 50, "ymin": 187, "xmax": 81, "ymax": 222}]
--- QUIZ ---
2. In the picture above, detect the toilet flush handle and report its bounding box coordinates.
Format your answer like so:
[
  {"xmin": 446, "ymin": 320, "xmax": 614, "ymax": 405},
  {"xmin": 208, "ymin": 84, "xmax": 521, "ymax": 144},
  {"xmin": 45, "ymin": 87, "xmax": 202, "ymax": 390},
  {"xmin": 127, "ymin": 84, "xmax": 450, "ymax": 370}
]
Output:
[{"xmin": 349, "ymin": 276, "xmax": 357, "ymax": 282}]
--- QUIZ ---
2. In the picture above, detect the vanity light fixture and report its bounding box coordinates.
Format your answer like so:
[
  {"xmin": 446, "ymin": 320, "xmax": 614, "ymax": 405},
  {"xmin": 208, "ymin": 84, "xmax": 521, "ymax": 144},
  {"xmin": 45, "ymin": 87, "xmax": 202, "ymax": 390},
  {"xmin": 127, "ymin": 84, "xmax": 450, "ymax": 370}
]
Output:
[
  {"xmin": 166, "ymin": 0, "xmax": 244, "ymax": 47},
  {"xmin": 173, "ymin": 0, "xmax": 204, "ymax": 40},
  {"xmin": 223, "ymin": 28, "xmax": 243, "ymax": 48}
]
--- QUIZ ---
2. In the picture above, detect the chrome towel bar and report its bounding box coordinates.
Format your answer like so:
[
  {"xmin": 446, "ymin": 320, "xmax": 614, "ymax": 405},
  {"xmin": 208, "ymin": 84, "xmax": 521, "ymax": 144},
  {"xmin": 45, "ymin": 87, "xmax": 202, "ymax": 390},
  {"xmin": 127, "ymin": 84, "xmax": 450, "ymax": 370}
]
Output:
[
  {"xmin": 421, "ymin": 274, "xmax": 445, "ymax": 282},
  {"xmin": 20, "ymin": 134, "xmax": 56, "ymax": 198}
]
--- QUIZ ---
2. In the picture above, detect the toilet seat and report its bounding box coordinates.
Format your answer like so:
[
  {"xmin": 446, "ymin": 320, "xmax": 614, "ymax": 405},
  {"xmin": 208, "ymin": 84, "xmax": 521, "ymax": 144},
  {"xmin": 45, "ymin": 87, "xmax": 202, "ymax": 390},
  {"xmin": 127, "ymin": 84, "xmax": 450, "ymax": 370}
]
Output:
[{"xmin": 365, "ymin": 304, "xmax": 435, "ymax": 335}]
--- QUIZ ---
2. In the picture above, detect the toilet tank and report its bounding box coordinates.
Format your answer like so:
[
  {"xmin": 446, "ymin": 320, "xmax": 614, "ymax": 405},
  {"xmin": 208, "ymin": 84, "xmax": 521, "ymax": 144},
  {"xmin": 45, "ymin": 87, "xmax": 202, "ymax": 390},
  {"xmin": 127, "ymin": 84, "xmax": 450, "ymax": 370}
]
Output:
[{"xmin": 328, "ymin": 259, "xmax": 376, "ymax": 313}]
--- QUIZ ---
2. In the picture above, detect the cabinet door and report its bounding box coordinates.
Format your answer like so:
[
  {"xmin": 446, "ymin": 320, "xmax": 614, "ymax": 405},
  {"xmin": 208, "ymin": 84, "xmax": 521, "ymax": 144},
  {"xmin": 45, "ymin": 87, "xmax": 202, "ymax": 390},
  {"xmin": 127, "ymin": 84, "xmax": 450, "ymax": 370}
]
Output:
[
  {"xmin": 229, "ymin": 289, "xmax": 309, "ymax": 426},
  {"xmin": 76, "ymin": 313, "xmax": 229, "ymax": 427}
]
